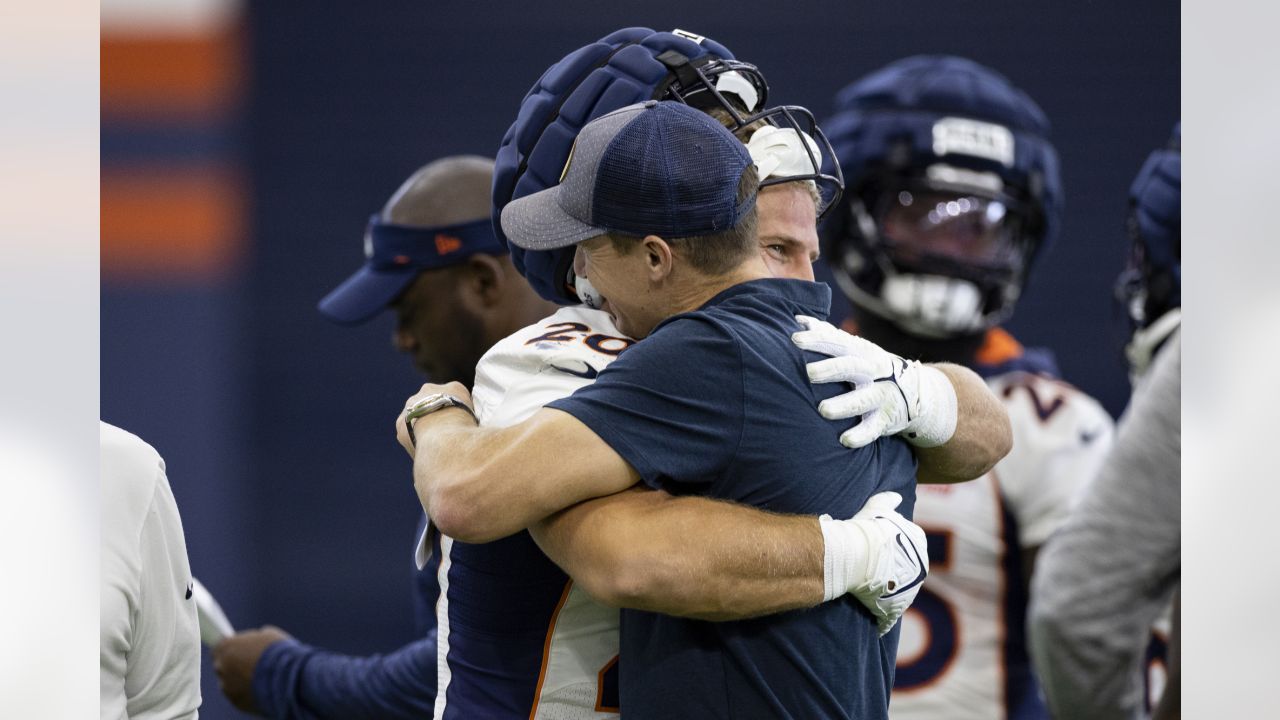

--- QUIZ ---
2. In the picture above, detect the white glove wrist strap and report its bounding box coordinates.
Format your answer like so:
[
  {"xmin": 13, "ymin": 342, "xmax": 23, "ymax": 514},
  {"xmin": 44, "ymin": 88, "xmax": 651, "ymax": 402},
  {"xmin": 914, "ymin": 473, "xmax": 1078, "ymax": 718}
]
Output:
[
  {"xmin": 902, "ymin": 365, "xmax": 957, "ymax": 448},
  {"xmin": 819, "ymin": 514, "xmax": 869, "ymax": 602}
]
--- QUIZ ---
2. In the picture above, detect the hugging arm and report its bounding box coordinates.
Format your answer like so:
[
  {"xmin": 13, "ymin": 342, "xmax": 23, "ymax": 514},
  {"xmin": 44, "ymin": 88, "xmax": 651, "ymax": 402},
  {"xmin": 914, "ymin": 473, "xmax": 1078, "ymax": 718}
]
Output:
[
  {"xmin": 530, "ymin": 487, "xmax": 925, "ymax": 633},
  {"xmin": 793, "ymin": 315, "xmax": 1011, "ymax": 483},
  {"xmin": 398, "ymin": 386, "xmax": 639, "ymax": 544}
]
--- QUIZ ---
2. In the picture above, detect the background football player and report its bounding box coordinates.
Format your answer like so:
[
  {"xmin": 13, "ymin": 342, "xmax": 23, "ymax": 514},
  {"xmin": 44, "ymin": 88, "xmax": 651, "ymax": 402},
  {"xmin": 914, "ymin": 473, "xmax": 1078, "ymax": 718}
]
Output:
[
  {"xmin": 818, "ymin": 56, "xmax": 1116, "ymax": 719},
  {"xmin": 1028, "ymin": 123, "xmax": 1181, "ymax": 720}
]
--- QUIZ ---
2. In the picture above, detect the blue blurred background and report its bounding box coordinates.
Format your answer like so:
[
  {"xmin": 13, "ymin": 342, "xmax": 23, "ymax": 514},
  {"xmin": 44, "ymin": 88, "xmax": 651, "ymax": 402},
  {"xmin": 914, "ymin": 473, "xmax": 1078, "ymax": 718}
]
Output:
[{"xmin": 101, "ymin": 1, "xmax": 1177, "ymax": 716}]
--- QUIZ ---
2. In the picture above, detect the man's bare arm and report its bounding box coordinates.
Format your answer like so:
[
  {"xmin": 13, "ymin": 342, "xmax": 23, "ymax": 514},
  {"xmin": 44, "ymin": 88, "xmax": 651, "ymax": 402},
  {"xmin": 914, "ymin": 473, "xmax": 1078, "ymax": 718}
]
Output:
[
  {"xmin": 792, "ymin": 316, "xmax": 1011, "ymax": 484},
  {"xmin": 529, "ymin": 487, "xmax": 824, "ymax": 622},
  {"xmin": 397, "ymin": 382, "xmax": 639, "ymax": 544},
  {"xmin": 915, "ymin": 362, "xmax": 1012, "ymax": 484}
]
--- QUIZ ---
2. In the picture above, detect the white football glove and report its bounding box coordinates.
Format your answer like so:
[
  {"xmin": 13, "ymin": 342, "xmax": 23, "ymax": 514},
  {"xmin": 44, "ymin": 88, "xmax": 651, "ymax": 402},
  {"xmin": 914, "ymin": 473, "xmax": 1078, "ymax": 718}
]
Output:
[
  {"xmin": 792, "ymin": 315, "xmax": 957, "ymax": 449},
  {"xmin": 820, "ymin": 491, "xmax": 929, "ymax": 636}
]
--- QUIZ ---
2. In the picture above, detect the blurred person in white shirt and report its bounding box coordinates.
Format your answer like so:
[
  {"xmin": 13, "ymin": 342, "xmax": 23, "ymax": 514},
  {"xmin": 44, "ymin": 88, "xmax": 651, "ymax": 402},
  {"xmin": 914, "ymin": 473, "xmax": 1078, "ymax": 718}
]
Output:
[{"xmin": 101, "ymin": 422, "xmax": 201, "ymax": 720}]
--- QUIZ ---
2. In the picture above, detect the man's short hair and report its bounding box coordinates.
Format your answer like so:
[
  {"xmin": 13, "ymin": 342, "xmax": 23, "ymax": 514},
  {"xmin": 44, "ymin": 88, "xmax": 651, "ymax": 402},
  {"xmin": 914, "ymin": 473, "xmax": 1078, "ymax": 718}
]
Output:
[{"xmin": 607, "ymin": 164, "xmax": 760, "ymax": 275}]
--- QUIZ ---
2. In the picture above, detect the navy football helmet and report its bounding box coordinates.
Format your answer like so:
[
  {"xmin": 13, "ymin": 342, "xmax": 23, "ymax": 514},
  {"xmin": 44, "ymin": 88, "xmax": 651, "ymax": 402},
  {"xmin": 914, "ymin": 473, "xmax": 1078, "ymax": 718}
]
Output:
[
  {"xmin": 1117, "ymin": 122, "xmax": 1180, "ymax": 331},
  {"xmin": 823, "ymin": 55, "xmax": 1062, "ymax": 339},
  {"xmin": 1116, "ymin": 122, "xmax": 1180, "ymax": 372},
  {"xmin": 492, "ymin": 27, "xmax": 842, "ymax": 304}
]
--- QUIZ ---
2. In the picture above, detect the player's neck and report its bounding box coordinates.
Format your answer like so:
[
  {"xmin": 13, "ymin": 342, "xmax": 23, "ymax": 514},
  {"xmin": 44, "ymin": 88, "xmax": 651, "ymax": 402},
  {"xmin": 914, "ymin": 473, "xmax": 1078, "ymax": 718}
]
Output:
[{"xmin": 667, "ymin": 257, "xmax": 771, "ymax": 316}]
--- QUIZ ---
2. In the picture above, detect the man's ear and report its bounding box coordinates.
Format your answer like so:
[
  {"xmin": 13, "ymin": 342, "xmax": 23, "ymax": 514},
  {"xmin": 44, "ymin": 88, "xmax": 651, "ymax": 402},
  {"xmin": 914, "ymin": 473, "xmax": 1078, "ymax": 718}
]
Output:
[
  {"xmin": 458, "ymin": 253, "xmax": 507, "ymax": 310},
  {"xmin": 641, "ymin": 235, "xmax": 674, "ymax": 282}
]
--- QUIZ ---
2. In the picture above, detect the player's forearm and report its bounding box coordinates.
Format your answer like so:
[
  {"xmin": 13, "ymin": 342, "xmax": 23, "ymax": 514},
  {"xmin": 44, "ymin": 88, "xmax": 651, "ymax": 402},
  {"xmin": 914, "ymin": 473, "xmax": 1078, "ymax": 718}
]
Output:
[
  {"xmin": 530, "ymin": 488, "xmax": 824, "ymax": 621},
  {"xmin": 412, "ymin": 408, "xmax": 637, "ymax": 543},
  {"xmin": 915, "ymin": 363, "xmax": 1011, "ymax": 484},
  {"xmin": 412, "ymin": 411, "xmax": 545, "ymax": 542}
]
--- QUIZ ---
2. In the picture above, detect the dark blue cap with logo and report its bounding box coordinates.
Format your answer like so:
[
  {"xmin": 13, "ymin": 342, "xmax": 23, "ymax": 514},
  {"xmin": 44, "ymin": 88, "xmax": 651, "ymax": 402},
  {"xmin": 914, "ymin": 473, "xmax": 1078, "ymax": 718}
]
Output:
[
  {"xmin": 500, "ymin": 101, "xmax": 755, "ymax": 250},
  {"xmin": 317, "ymin": 215, "xmax": 505, "ymax": 325}
]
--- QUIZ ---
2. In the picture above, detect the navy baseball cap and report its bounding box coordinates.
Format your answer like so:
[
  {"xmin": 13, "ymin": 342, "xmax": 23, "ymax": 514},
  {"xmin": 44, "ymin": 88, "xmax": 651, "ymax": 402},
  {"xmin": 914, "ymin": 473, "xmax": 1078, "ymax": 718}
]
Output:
[
  {"xmin": 317, "ymin": 215, "xmax": 504, "ymax": 325},
  {"xmin": 501, "ymin": 100, "xmax": 755, "ymax": 251}
]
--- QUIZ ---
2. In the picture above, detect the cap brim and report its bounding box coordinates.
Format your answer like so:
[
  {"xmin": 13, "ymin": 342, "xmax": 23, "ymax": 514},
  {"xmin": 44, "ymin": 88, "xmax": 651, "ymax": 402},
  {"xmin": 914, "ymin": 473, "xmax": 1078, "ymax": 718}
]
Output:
[
  {"xmin": 317, "ymin": 264, "xmax": 420, "ymax": 325},
  {"xmin": 500, "ymin": 186, "xmax": 604, "ymax": 251}
]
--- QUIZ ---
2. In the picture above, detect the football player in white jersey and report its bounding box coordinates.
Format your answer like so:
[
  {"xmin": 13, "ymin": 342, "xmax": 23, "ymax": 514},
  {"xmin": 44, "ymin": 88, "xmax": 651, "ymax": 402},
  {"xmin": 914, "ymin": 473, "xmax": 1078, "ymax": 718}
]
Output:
[
  {"xmin": 400, "ymin": 30, "xmax": 1014, "ymax": 720},
  {"xmin": 817, "ymin": 56, "xmax": 1116, "ymax": 719}
]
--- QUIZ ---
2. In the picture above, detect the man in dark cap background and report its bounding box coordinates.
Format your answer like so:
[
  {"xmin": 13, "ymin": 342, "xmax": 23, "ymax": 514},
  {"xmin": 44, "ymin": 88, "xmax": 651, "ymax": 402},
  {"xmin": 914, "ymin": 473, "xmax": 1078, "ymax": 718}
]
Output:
[{"xmin": 212, "ymin": 155, "xmax": 556, "ymax": 718}]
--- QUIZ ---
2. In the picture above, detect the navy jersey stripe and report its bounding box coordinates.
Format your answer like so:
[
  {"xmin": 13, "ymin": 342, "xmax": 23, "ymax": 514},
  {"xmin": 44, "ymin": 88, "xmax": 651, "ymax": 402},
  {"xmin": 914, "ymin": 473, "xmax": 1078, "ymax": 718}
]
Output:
[
  {"xmin": 993, "ymin": 477, "xmax": 1049, "ymax": 720},
  {"xmin": 438, "ymin": 531, "xmax": 574, "ymax": 719}
]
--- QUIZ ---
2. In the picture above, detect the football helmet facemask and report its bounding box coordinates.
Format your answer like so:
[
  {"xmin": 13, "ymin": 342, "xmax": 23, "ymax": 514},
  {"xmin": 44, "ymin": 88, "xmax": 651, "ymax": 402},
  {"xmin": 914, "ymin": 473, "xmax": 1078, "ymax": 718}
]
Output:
[{"xmin": 824, "ymin": 55, "xmax": 1061, "ymax": 339}]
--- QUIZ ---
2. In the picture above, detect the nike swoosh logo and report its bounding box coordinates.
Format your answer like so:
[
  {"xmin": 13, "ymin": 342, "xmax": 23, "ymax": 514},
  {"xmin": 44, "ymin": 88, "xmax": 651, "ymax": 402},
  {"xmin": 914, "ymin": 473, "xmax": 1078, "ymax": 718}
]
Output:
[
  {"xmin": 185, "ymin": 582, "xmax": 193, "ymax": 600},
  {"xmin": 550, "ymin": 362, "xmax": 599, "ymax": 380},
  {"xmin": 881, "ymin": 527, "xmax": 927, "ymax": 599}
]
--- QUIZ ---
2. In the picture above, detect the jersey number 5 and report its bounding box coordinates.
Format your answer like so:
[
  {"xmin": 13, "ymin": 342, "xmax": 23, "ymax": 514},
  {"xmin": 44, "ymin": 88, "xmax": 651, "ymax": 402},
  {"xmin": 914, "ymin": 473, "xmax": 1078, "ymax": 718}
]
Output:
[{"xmin": 895, "ymin": 530, "xmax": 959, "ymax": 690}]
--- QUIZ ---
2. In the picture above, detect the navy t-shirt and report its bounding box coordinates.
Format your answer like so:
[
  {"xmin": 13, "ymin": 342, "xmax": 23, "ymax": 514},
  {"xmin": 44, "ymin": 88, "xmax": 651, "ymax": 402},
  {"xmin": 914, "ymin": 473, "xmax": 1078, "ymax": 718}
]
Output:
[{"xmin": 548, "ymin": 278, "xmax": 918, "ymax": 720}]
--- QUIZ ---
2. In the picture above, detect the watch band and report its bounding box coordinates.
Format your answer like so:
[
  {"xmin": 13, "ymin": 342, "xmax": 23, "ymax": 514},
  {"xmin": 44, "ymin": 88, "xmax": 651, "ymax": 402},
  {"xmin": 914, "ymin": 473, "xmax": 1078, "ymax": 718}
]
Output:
[{"xmin": 404, "ymin": 393, "xmax": 478, "ymax": 447}]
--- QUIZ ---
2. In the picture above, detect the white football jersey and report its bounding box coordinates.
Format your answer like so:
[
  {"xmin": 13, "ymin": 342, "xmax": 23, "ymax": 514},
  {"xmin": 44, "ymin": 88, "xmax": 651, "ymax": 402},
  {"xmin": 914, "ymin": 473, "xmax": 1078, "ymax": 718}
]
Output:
[
  {"xmin": 889, "ymin": 371, "xmax": 1115, "ymax": 720},
  {"xmin": 420, "ymin": 306, "xmax": 632, "ymax": 719},
  {"xmin": 471, "ymin": 305, "xmax": 634, "ymax": 427}
]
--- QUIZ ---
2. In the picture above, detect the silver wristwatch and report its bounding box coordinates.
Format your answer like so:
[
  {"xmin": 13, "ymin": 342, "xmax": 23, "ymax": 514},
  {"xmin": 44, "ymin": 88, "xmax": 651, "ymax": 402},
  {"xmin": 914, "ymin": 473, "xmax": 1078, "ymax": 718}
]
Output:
[{"xmin": 403, "ymin": 393, "xmax": 478, "ymax": 446}]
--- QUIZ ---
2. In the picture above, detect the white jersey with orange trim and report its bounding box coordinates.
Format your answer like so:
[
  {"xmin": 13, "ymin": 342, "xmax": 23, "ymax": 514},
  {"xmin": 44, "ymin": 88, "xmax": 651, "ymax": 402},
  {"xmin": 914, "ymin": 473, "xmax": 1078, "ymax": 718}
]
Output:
[
  {"xmin": 421, "ymin": 305, "xmax": 631, "ymax": 720},
  {"xmin": 889, "ymin": 370, "xmax": 1115, "ymax": 720}
]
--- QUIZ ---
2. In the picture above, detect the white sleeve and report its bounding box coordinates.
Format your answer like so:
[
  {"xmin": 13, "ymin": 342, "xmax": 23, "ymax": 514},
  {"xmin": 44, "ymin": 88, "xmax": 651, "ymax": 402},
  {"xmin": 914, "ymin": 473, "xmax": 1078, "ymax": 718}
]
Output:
[
  {"xmin": 1028, "ymin": 333, "xmax": 1180, "ymax": 720},
  {"xmin": 988, "ymin": 373, "xmax": 1117, "ymax": 548},
  {"xmin": 130, "ymin": 468, "xmax": 202, "ymax": 720},
  {"xmin": 472, "ymin": 306, "xmax": 628, "ymax": 428}
]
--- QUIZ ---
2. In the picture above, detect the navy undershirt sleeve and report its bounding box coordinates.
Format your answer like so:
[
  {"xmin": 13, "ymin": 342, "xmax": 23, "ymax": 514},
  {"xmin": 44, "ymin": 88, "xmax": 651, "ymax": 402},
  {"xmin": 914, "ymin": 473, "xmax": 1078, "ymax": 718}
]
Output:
[
  {"xmin": 252, "ymin": 631, "xmax": 437, "ymax": 720},
  {"xmin": 548, "ymin": 315, "xmax": 745, "ymax": 488}
]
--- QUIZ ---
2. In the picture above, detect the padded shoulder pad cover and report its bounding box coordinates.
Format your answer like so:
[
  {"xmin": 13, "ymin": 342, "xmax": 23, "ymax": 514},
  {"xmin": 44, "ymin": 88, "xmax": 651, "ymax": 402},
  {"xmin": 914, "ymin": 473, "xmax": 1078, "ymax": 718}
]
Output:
[{"xmin": 492, "ymin": 27, "xmax": 737, "ymax": 303}]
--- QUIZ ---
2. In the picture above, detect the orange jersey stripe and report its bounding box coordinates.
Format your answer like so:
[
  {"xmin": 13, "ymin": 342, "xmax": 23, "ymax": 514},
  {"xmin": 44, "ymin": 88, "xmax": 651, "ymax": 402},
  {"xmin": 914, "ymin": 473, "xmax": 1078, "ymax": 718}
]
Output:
[
  {"xmin": 975, "ymin": 327, "xmax": 1024, "ymax": 367},
  {"xmin": 527, "ymin": 580, "xmax": 575, "ymax": 720}
]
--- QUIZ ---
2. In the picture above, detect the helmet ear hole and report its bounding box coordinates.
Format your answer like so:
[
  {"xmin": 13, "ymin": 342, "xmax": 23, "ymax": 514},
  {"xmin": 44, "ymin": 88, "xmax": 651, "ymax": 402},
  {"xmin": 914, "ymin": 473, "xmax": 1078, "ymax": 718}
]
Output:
[{"xmin": 886, "ymin": 141, "xmax": 913, "ymax": 169}]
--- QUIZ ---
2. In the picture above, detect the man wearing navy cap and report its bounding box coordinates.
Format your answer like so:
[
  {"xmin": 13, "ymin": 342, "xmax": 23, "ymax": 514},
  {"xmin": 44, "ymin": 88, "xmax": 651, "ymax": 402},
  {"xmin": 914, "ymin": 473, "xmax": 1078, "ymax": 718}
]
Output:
[
  {"xmin": 400, "ymin": 102, "xmax": 925, "ymax": 719},
  {"xmin": 212, "ymin": 156, "xmax": 557, "ymax": 718},
  {"xmin": 318, "ymin": 155, "xmax": 559, "ymax": 382}
]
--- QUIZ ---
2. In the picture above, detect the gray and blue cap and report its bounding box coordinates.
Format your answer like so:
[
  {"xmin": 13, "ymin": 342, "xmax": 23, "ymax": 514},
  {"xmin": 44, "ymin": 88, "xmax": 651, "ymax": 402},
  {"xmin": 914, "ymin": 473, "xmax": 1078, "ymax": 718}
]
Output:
[{"xmin": 500, "ymin": 100, "xmax": 756, "ymax": 251}]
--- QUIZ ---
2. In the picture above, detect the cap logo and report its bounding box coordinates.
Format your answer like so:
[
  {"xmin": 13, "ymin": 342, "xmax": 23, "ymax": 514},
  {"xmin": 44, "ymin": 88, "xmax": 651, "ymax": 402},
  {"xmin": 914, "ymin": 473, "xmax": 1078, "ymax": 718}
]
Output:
[
  {"xmin": 671, "ymin": 28, "xmax": 706, "ymax": 44},
  {"xmin": 932, "ymin": 117, "xmax": 1015, "ymax": 167},
  {"xmin": 435, "ymin": 233, "xmax": 463, "ymax": 255}
]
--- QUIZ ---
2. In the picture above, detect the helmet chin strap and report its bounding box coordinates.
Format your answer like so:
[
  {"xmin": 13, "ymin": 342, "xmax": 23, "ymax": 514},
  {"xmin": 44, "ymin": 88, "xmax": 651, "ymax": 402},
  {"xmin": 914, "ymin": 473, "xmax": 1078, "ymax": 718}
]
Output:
[{"xmin": 573, "ymin": 273, "xmax": 606, "ymax": 310}]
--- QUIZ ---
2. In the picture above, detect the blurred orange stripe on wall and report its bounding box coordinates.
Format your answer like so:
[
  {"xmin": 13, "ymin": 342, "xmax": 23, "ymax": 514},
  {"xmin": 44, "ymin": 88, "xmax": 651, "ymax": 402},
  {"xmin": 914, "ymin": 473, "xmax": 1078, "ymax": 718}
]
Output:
[
  {"xmin": 102, "ymin": 167, "xmax": 246, "ymax": 279},
  {"xmin": 101, "ymin": 27, "xmax": 243, "ymax": 119}
]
